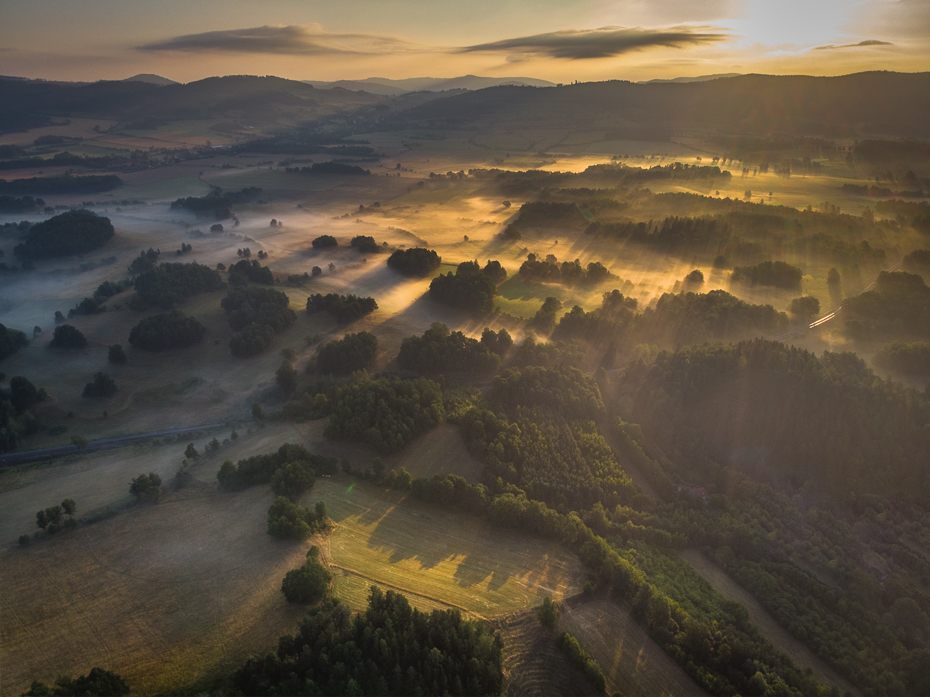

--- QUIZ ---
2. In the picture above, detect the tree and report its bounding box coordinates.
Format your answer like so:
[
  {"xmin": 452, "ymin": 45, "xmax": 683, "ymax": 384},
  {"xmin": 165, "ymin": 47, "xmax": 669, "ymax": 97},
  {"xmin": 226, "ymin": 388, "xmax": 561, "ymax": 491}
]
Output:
[
  {"xmin": 281, "ymin": 556, "xmax": 332, "ymax": 604},
  {"xmin": 10, "ymin": 376, "xmax": 46, "ymax": 413},
  {"xmin": 789, "ymin": 296, "xmax": 821, "ymax": 320},
  {"xmin": 61, "ymin": 498, "xmax": 76, "ymax": 516},
  {"xmin": 387, "ymin": 247, "xmax": 441, "ymax": 276},
  {"xmin": 50, "ymin": 324, "xmax": 87, "ymax": 348},
  {"xmin": 251, "ymin": 402, "xmax": 264, "ymax": 420},
  {"xmin": 536, "ymin": 596, "xmax": 560, "ymax": 629},
  {"xmin": 129, "ymin": 472, "xmax": 163, "ymax": 502},
  {"xmin": 108, "ymin": 343, "xmax": 127, "ymax": 363},
  {"xmin": 71, "ymin": 435, "xmax": 89, "ymax": 449},
  {"xmin": 185, "ymin": 443, "xmax": 199, "ymax": 460},
  {"xmin": 271, "ymin": 461, "xmax": 316, "ymax": 500},
  {"xmin": 82, "ymin": 372, "xmax": 117, "ymax": 399},
  {"xmin": 276, "ymin": 360, "xmax": 298, "ymax": 394}
]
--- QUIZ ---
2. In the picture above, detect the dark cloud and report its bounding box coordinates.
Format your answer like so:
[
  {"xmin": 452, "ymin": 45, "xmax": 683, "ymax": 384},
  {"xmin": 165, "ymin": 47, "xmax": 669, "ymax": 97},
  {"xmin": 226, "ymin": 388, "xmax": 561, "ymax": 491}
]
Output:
[
  {"xmin": 137, "ymin": 24, "xmax": 416, "ymax": 56},
  {"xmin": 813, "ymin": 39, "xmax": 894, "ymax": 51},
  {"xmin": 456, "ymin": 26, "xmax": 727, "ymax": 60}
]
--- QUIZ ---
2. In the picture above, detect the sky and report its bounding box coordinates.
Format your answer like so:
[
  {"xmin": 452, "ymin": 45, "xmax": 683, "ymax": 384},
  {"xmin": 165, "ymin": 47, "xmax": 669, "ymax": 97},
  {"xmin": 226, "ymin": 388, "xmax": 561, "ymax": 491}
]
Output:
[{"xmin": 0, "ymin": 0, "xmax": 927, "ymax": 84}]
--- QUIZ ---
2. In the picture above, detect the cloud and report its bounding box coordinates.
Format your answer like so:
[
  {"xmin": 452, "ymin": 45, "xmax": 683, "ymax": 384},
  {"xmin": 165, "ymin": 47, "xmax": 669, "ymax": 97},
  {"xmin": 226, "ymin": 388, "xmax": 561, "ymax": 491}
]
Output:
[
  {"xmin": 137, "ymin": 24, "xmax": 419, "ymax": 56},
  {"xmin": 456, "ymin": 26, "xmax": 727, "ymax": 60},
  {"xmin": 813, "ymin": 39, "xmax": 894, "ymax": 50}
]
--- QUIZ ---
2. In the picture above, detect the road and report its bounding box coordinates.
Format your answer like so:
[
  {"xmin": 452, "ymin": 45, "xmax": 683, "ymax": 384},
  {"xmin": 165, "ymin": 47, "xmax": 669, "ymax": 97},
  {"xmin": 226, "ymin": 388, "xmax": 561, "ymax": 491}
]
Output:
[
  {"xmin": 771, "ymin": 258, "xmax": 902, "ymax": 343},
  {"xmin": 0, "ymin": 423, "xmax": 226, "ymax": 468}
]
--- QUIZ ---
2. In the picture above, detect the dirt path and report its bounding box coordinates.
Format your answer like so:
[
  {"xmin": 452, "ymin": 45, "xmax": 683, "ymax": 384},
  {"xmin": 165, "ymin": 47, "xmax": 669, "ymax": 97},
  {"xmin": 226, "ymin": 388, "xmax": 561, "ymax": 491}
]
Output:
[{"xmin": 679, "ymin": 549, "xmax": 862, "ymax": 697}]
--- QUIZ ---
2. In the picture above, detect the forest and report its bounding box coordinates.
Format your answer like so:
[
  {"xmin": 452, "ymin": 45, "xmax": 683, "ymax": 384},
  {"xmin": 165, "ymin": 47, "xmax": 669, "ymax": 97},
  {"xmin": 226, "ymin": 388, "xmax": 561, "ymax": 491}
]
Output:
[{"xmin": 233, "ymin": 589, "xmax": 502, "ymax": 696}]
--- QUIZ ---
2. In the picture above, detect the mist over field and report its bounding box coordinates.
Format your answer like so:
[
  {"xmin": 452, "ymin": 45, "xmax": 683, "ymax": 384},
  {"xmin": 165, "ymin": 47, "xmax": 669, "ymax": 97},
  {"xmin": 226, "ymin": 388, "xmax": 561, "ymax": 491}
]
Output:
[{"xmin": 2, "ymin": 5, "xmax": 930, "ymax": 694}]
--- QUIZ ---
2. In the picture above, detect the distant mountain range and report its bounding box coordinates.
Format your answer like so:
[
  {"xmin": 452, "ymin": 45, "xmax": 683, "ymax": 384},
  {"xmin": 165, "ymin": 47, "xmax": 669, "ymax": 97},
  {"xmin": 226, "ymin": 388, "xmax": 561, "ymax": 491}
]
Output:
[
  {"xmin": 396, "ymin": 71, "xmax": 930, "ymax": 139},
  {"xmin": 123, "ymin": 73, "xmax": 178, "ymax": 86},
  {"xmin": 303, "ymin": 75, "xmax": 555, "ymax": 95},
  {"xmin": 1, "ymin": 71, "xmax": 927, "ymax": 139},
  {"xmin": 639, "ymin": 73, "xmax": 742, "ymax": 84}
]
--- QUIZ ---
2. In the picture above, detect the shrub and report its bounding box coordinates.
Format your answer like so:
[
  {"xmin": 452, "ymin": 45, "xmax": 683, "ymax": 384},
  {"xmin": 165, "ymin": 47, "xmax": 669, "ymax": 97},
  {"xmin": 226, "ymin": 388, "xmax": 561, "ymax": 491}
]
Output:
[
  {"xmin": 128, "ymin": 311, "xmax": 206, "ymax": 351},
  {"xmin": 129, "ymin": 472, "xmax": 162, "ymax": 502},
  {"xmin": 50, "ymin": 324, "xmax": 87, "ymax": 348},
  {"xmin": 387, "ymin": 247, "xmax": 441, "ymax": 276}
]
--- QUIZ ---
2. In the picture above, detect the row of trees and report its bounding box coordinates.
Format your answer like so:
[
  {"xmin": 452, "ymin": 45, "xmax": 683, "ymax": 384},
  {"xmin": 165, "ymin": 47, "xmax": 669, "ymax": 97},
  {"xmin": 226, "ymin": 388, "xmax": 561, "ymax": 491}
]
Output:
[
  {"xmin": 519, "ymin": 254, "xmax": 612, "ymax": 286},
  {"xmin": 216, "ymin": 442, "xmax": 337, "ymax": 490},
  {"xmin": 128, "ymin": 311, "xmax": 206, "ymax": 351},
  {"xmin": 134, "ymin": 262, "xmax": 224, "ymax": 308},
  {"xmin": 306, "ymin": 293, "xmax": 378, "ymax": 323}
]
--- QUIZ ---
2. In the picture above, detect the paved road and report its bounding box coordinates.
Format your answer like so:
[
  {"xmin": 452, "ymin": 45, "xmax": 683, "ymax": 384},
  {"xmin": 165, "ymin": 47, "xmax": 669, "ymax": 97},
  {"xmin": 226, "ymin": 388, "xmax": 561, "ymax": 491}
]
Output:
[
  {"xmin": 771, "ymin": 258, "xmax": 902, "ymax": 343},
  {"xmin": 0, "ymin": 423, "xmax": 226, "ymax": 468}
]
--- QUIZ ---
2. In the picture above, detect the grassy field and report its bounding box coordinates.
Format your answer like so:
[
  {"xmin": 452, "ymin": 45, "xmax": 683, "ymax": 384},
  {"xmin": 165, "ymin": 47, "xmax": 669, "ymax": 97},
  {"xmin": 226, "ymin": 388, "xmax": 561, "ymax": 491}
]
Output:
[
  {"xmin": 679, "ymin": 549, "xmax": 861, "ymax": 697},
  {"xmin": 313, "ymin": 477, "xmax": 586, "ymax": 616},
  {"xmin": 1, "ymin": 468, "xmax": 586, "ymax": 696},
  {"xmin": 0, "ymin": 485, "xmax": 309, "ymax": 696},
  {"xmin": 559, "ymin": 597, "xmax": 706, "ymax": 696}
]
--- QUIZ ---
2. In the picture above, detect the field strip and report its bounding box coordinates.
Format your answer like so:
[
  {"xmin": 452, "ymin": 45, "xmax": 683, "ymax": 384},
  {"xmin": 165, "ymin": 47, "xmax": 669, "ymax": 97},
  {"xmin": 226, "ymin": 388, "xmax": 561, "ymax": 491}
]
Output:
[
  {"xmin": 329, "ymin": 563, "xmax": 477, "ymax": 616},
  {"xmin": 24, "ymin": 549, "xmax": 114, "ymax": 665},
  {"xmin": 679, "ymin": 549, "xmax": 862, "ymax": 697}
]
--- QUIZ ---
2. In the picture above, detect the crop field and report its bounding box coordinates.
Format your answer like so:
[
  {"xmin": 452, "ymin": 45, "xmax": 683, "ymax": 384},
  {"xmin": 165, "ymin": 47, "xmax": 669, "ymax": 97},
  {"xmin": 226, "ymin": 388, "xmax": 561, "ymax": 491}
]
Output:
[
  {"xmin": 312, "ymin": 478, "xmax": 586, "ymax": 616},
  {"xmin": 559, "ymin": 598, "xmax": 706, "ymax": 696},
  {"xmin": 679, "ymin": 549, "xmax": 861, "ymax": 697}
]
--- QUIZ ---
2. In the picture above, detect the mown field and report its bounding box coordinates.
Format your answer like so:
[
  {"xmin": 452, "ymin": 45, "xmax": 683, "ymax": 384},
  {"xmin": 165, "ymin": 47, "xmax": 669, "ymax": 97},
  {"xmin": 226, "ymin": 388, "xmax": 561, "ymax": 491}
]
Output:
[{"xmin": 312, "ymin": 477, "xmax": 586, "ymax": 616}]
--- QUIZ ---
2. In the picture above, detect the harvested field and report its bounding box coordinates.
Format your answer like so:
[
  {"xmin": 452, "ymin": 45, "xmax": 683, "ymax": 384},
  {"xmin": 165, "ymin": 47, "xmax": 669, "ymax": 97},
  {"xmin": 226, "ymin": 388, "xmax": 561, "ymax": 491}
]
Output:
[
  {"xmin": 559, "ymin": 597, "xmax": 706, "ymax": 697},
  {"xmin": 679, "ymin": 549, "xmax": 862, "ymax": 697},
  {"xmin": 490, "ymin": 608, "xmax": 598, "ymax": 697}
]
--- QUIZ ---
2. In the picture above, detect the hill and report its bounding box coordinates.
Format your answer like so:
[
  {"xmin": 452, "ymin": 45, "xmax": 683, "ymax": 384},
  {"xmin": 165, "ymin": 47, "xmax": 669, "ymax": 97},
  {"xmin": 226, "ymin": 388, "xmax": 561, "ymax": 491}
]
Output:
[
  {"xmin": 122, "ymin": 73, "xmax": 178, "ymax": 86},
  {"xmin": 395, "ymin": 71, "xmax": 930, "ymax": 138}
]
